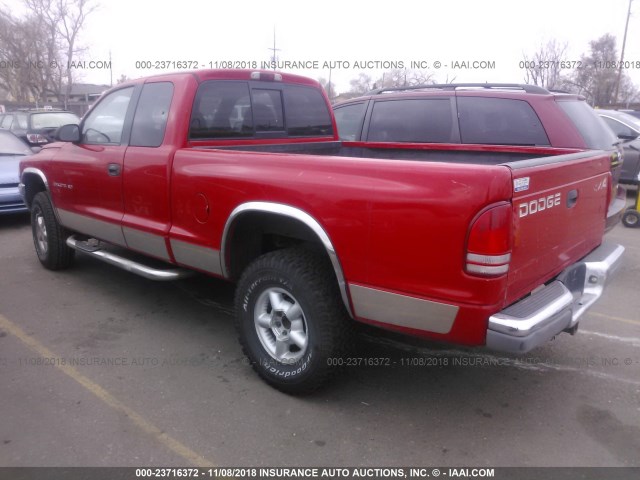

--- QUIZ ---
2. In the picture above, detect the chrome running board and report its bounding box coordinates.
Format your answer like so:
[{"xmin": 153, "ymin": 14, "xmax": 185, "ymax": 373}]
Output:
[{"xmin": 66, "ymin": 236, "xmax": 193, "ymax": 281}]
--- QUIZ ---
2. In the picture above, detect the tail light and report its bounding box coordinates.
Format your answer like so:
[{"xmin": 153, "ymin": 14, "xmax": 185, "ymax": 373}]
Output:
[
  {"xmin": 27, "ymin": 133, "xmax": 48, "ymax": 144},
  {"xmin": 465, "ymin": 203, "xmax": 512, "ymax": 277}
]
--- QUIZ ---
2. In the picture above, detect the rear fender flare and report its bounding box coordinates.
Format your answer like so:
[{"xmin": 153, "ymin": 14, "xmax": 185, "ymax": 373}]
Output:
[{"xmin": 221, "ymin": 202, "xmax": 353, "ymax": 317}]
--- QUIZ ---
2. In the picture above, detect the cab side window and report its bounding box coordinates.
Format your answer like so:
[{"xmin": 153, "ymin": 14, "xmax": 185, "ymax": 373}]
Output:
[
  {"xmin": 130, "ymin": 82, "xmax": 174, "ymax": 147},
  {"xmin": 82, "ymin": 87, "xmax": 134, "ymax": 145}
]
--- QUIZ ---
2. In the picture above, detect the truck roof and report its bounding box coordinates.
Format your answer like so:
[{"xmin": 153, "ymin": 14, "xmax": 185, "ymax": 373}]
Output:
[{"xmin": 116, "ymin": 69, "xmax": 322, "ymax": 89}]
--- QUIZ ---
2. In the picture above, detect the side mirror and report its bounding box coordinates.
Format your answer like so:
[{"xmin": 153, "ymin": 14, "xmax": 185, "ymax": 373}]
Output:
[
  {"xmin": 30, "ymin": 146, "xmax": 42, "ymax": 153},
  {"xmin": 618, "ymin": 133, "xmax": 639, "ymax": 141},
  {"xmin": 56, "ymin": 124, "xmax": 81, "ymax": 143}
]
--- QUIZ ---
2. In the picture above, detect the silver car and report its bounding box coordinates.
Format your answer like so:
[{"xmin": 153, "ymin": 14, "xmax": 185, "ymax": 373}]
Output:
[
  {"xmin": 598, "ymin": 109, "xmax": 640, "ymax": 185},
  {"xmin": 0, "ymin": 130, "xmax": 34, "ymax": 214}
]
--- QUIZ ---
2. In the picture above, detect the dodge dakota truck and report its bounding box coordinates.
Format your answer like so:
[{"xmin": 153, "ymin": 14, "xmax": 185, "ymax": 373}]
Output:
[{"xmin": 20, "ymin": 70, "xmax": 625, "ymax": 393}]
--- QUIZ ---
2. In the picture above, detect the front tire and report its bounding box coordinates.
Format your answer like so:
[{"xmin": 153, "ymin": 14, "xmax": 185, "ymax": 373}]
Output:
[
  {"xmin": 31, "ymin": 192, "xmax": 75, "ymax": 270},
  {"xmin": 234, "ymin": 247, "xmax": 350, "ymax": 394}
]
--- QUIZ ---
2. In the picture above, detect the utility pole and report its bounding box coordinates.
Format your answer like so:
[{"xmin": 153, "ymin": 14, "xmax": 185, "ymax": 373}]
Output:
[
  {"xmin": 267, "ymin": 26, "xmax": 281, "ymax": 70},
  {"xmin": 613, "ymin": 0, "xmax": 633, "ymax": 105}
]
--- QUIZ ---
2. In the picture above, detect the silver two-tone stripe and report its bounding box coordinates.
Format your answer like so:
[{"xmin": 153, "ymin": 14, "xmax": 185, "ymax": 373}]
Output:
[{"xmin": 349, "ymin": 284, "xmax": 458, "ymax": 334}]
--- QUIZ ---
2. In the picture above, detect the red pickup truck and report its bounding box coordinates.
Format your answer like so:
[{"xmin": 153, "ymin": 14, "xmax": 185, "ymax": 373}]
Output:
[{"xmin": 20, "ymin": 70, "xmax": 625, "ymax": 393}]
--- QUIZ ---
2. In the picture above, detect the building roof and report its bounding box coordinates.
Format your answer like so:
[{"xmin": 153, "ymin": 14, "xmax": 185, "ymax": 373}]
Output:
[{"xmin": 68, "ymin": 83, "xmax": 110, "ymax": 96}]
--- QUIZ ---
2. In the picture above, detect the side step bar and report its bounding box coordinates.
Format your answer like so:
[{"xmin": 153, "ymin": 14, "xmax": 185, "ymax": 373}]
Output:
[{"xmin": 66, "ymin": 236, "xmax": 194, "ymax": 281}]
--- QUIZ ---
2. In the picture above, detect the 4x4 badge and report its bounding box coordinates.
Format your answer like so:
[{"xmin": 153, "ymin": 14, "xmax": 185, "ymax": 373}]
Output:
[{"xmin": 514, "ymin": 177, "xmax": 530, "ymax": 192}]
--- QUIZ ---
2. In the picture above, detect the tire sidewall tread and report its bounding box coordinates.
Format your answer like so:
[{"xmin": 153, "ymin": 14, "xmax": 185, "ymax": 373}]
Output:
[
  {"xmin": 622, "ymin": 210, "xmax": 640, "ymax": 228},
  {"xmin": 31, "ymin": 192, "xmax": 75, "ymax": 270},
  {"xmin": 234, "ymin": 246, "xmax": 350, "ymax": 394}
]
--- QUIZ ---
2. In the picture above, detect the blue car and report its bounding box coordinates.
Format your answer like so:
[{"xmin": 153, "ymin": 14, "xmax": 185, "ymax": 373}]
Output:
[{"xmin": 0, "ymin": 130, "xmax": 34, "ymax": 214}]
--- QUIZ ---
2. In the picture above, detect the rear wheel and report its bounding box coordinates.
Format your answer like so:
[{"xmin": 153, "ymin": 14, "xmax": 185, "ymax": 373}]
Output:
[
  {"xmin": 31, "ymin": 192, "xmax": 75, "ymax": 270},
  {"xmin": 234, "ymin": 247, "xmax": 350, "ymax": 394},
  {"xmin": 622, "ymin": 209, "xmax": 640, "ymax": 228}
]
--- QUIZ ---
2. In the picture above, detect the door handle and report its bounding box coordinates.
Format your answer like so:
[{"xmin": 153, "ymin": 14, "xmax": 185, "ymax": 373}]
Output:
[
  {"xmin": 107, "ymin": 163, "xmax": 121, "ymax": 176},
  {"xmin": 567, "ymin": 189, "xmax": 578, "ymax": 208}
]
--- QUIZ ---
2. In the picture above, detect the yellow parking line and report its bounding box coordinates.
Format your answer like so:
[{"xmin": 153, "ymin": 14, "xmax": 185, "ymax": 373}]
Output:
[
  {"xmin": 0, "ymin": 313, "xmax": 216, "ymax": 467},
  {"xmin": 586, "ymin": 311, "xmax": 640, "ymax": 326}
]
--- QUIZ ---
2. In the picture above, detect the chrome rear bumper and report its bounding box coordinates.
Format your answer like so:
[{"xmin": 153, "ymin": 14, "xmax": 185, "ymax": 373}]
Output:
[{"xmin": 486, "ymin": 241, "xmax": 625, "ymax": 353}]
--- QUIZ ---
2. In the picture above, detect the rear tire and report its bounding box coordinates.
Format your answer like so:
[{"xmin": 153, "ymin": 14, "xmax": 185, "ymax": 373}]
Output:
[
  {"xmin": 622, "ymin": 209, "xmax": 640, "ymax": 228},
  {"xmin": 234, "ymin": 247, "xmax": 351, "ymax": 394},
  {"xmin": 31, "ymin": 192, "xmax": 75, "ymax": 270}
]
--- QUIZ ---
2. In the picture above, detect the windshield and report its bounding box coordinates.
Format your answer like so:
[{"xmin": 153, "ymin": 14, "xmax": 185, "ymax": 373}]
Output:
[
  {"xmin": 30, "ymin": 112, "xmax": 80, "ymax": 129},
  {"xmin": 0, "ymin": 130, "xmax": 31, "ymax": 155}
]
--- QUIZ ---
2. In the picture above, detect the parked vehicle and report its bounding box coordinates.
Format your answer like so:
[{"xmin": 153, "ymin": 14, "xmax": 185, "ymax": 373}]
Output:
[
  {"xmin": 619, "ymin": 109, "xmax": 640, "ymax": 120},
  {"xmin": 334, "ymin": 84, "xmax": 626, "ymax": 231},
  {"xmin": 622, "ymin": 189, "xmax": 640, "ymax": 228},
  {"xmin": 0, "ymin": 130, "xmax": 33, "ymax": 215},
  {"xmin": 20, "ymin": 71, "xmax": 625, "ymax": 393},
  {"xmin": 0, "ymin": 109, "xmax": 81, "ymax": 146},
  {"xmin": 597, "ymin": 109, "xmax": 640, "ymax": 185}
]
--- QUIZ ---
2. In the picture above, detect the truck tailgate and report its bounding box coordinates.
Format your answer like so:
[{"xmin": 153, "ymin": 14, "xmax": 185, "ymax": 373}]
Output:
[{"xmin": 504, "ymin": 151, "xmax": 611, "ymax": 306}]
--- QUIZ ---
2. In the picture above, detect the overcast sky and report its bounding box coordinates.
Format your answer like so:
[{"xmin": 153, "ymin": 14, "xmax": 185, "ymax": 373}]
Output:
[{"xmin": 3, "ymin": 0, "xmax": 640, "ymax": 94}]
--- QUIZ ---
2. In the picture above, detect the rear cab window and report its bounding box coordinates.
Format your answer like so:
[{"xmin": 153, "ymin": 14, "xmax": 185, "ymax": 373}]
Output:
[
  {"xmin": 283, "ymin": 85, "xmax": 333, "ymax": 136},
  {"xmin": 252, "ymin": 89, "xmax": 284, "ymax": 133},
  {"xmin": 189, "ymin": 80, "xmax": 333, "ymax": 141}
]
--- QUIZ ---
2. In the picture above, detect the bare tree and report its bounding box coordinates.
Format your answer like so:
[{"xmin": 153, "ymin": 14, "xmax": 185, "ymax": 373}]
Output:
[
  {"xmin": 409, "ymin": 70, "xmax": 436, "ymax": 86},
  {"xmin": 55, "ymin": 0, "xmax": 98, "ymax": 108},
  {"xmin": 521, "ymin": 39, "xmax": 569, "ymax": 89},
  {"xmin": 553, "ymin": 34, "xmax": 634, "ymax": 107},
  {"xmin": 617, "ymin": 75, "xmax": 640, "ymax": 107},
  {"xmin": 563, "ymin": 34, "xmax": 625, "ymax": 107},
  {"xmin": 346, "ymin": 69, "xmax": 435, "ymax": 95},
  {"xmin": 349, "ymin": 73, "xmax": 373, "ymax": 94},
  {"xmin": 0, "ymin": 10, "xmax": 54, "ymax": 101},
  {"xmin": 376, "ymin": 69, "xmax": 435, "ymax": 89},
  {"xmin": 317, "ymin": 77, "xmax": 336, "ymax": 98},
  {"xmin": 116, "ymin": 74, "xmax": 131, "ymax": 85},
  {"xmin": 23, "ymin": 0, "xmax": 97, "ymax": 107}
]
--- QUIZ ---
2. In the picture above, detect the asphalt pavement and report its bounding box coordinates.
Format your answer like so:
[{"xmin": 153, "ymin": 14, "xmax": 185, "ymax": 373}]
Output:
[{"xmin": 0, "ymin": 212, "xmax": 639, "ymax": 468}]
